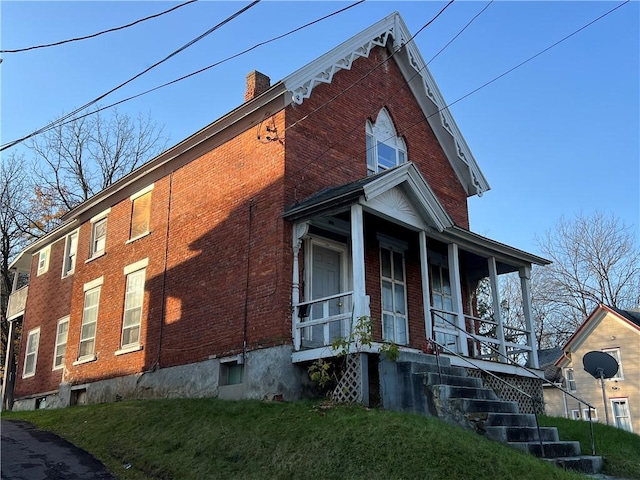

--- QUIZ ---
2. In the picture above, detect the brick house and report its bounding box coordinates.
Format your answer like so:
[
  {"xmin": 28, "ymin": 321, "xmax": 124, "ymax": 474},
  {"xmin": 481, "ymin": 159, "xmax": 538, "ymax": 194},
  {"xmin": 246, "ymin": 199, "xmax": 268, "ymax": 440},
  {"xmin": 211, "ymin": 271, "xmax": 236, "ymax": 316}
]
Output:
[
  {"xmin": 543, "ymin": 305, "xmax": 640, "ymax": 433},
  {"xmin": 4, "ymin": 12, "xmax": 550, "ymax": 411}
]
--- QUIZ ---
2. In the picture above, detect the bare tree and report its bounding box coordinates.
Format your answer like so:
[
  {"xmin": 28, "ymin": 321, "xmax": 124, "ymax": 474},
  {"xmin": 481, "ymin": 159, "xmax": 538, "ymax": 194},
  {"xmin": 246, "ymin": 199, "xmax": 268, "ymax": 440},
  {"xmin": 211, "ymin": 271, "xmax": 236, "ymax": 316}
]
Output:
[
  {"xmin": 1, "ymin": 153, "xmax": 31, "ymax": 381},
  {"xmin": 536, "ymin": 211, "xmax": 640, "ymax": 339},
  {"xmin": 27, "ymin": 108, "xmax": 167, "ymax": 234}
]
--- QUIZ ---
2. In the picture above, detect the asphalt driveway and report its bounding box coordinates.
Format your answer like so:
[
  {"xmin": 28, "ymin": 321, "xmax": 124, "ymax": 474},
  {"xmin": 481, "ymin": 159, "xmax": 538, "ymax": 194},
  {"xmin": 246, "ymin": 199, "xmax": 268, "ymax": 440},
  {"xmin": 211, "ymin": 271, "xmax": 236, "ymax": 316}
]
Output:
[{"xmin": 1, "ymin": 419, "xmax": 113, "ymax": 480}]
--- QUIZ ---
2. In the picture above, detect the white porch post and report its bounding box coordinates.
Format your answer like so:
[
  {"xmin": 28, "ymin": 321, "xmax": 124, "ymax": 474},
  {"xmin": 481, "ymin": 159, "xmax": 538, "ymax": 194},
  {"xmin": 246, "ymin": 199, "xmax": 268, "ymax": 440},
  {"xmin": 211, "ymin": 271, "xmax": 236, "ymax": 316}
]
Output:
[
  {"xmin": 447, "ymin": 243, "xmax": 468, "ymax": 356},
  {"xmin": 419, "ymin": 231, "xmax": 432, "ymax": 340},
  {"xmin": 519, "ymin": 265, "xmax": 539, "ymax": 368},
  {"xmin": 350, "ymin": 204, "xmax": 368, "ymax": 321},
  {"xmin": 291, "ymin": 222, "xmax": 309, "ymax": 351},
  {"xmin": 488, "ymin": 257, "xmax": 507, "ymax": 362}
]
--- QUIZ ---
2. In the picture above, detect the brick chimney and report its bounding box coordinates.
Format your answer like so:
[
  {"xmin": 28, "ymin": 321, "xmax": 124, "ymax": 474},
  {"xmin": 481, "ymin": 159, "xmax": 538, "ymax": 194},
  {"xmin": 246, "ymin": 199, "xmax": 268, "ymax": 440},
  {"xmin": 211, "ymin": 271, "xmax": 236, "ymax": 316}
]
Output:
[{"xmin": 244, "ymin": 70, "xmax": 271, "ymax": 102}]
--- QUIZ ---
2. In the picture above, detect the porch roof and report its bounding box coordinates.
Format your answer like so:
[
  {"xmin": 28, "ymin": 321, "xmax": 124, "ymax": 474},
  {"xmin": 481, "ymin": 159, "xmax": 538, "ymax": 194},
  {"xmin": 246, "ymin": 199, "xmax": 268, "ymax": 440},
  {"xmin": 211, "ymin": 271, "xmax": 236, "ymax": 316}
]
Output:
[{"xmin": 283, "ymin": 163, "xmax": 550, "ymax": 269}]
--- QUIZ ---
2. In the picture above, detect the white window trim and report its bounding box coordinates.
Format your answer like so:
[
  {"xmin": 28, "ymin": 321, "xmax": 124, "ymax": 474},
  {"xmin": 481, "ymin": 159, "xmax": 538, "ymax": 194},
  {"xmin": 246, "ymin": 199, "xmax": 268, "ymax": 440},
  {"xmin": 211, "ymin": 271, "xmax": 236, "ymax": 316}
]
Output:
[
  {"xmin": 89, "ymin": 207, "xmax": 111, "ymax": 224},
  {"xmin": 610, "ymin": 398, "xmax": 633, "ymax": 432},
  {"xmin": 87, "ymin": 210, "xmax": 110, "ymax": 260},
  {"xmin": 602, "ymin": 348, "xmax": 624, "ymax": 380},
  {"xmin": 83, "ymin": 276, "xmax": 104, "ymax": 292},
  {"xmin": 570, "ymin": 409, "xmax": 581, "ymax": 420},
  {"xmin": 73, "ymin": 355, "xmax": 97, "ymax": 366},
  {"xmin": 22, "ymin": 328, "xmax": 41, "ymax": 378},
  {"xmin": 37, "ymin": 246, "xmax": 51, "ymax": 276},
  {"xmin": 62, "ymin": 230, "xmax": 79, "ymax": 278},
  {"xmin": 52, "ymin": 316, "xmax": 70, "ymax": 371},
  {"xmin": 115, "ymin": 344, "xmax": 143, "ymax": 356},
  {"xmin": 379, "ymin": 241, "xmax": 409, "ymax": 345},
  {"xmin": 130, "ymin": 184, "xmax": 154, "ymax": 201},
  {"xmin": 124, "ymin": 258, "xmax": 149, "ymax": 275},
  {"xmin": 366, "ymin": 108, "xmax": 407, "ymax": 175},
  {"xmin": 120, "ymin": 267, "xmax": 146, "ymax": 350},
  {"xmin": 582, "ymin": 407, "xmax": 598, "ymax": 421},
  {"xmin": 565, "ymin": 368, "xmax": 577, "ymax": 392}
]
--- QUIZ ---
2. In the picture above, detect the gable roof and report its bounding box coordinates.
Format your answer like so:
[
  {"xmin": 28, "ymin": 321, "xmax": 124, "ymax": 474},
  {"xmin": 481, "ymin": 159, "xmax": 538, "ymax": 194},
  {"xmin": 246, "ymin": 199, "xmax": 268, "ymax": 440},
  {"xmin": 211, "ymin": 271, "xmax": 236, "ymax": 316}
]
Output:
[
  {"xmin": 11, "ymin": 11, "xmax": 489, "ymax": 268},
  {"xmin": 555, "ymin": 304, "xmax": 640, "ymax": 366},
  {"xmin": 283, "ymin": 11, "xmax": 489, "ymax": 198}
]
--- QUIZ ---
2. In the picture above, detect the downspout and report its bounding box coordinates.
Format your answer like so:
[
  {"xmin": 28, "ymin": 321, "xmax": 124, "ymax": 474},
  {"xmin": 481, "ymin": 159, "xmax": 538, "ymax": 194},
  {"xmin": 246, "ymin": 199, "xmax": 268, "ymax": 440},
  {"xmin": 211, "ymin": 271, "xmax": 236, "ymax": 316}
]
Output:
[
  {"xmin": 155, "ymin": 171, "xmax": 174, "ymax": 369},
  {"xmin": 242, "ymin": 199, "xmax": 255, "ymax": 364}
]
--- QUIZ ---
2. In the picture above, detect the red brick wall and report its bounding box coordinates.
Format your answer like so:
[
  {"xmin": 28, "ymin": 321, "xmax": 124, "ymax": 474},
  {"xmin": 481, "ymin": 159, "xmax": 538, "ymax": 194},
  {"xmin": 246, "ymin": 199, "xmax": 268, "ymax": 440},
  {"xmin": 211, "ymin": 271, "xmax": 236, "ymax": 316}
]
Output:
[
  {"xmin": 14, "ymin": 237, "xmax": 72, "ymax": 398},
  {"xmin": 284, "ymin": 46, "xmax": 470, "ymax": 228}
]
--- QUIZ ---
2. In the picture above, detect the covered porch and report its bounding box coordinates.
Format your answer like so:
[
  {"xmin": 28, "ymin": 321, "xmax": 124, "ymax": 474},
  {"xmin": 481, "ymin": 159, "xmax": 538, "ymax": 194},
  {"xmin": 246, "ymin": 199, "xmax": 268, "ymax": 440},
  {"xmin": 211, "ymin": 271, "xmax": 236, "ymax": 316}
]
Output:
[{"xmin": 284, "ymin": 163, "xmax": 549, "ymax": 376}]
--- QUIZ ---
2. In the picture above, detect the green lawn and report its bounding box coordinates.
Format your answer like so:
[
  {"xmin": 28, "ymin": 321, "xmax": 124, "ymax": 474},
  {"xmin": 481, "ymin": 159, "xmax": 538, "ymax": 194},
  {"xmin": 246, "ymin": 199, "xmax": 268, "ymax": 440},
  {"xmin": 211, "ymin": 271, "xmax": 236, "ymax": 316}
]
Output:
[
  {"xmin": 3, "ymin": 399, "xmax": 634, "ymax": 480},
  {"xmin": 539, "ymin": 415, "xmax": 640, "ymax": 479}
]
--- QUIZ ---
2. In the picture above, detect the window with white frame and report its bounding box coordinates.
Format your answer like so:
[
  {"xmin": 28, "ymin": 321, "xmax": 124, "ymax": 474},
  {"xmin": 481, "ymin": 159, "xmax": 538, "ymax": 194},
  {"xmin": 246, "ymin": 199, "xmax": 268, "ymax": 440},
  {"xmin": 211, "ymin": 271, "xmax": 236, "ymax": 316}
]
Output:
[
  {"xmin": 90, "ymin": 218, "xmax": 107, "ymax": 258},
  {"xmin": 380, "ymin": 245, "xmax": 408, "ymax": 345},
  {"xmin": 78, "ymin": 280, "xmax": 102, "ymax": 361},
  {"xmin": 366, "ymin": 108, "xmax": 407, "ymax": 175},
  {"xmin": 53, "ymin": 317, "xmax": 69, "ymax": 370},
  {"xmin": 121, "ymin": 268, "xmax": 146, "ymax": 348},
  {"xmin": 611, "ymin": 398, "xmax": 633, "ymax": 432},
  {"xmin": 23, "ymin": 328, "xmax": 40, "ymax": 378},
  {"xmin": 570, "ymin": 409, "xmax": 581, "ymax": 420},
  {"xmin": 565, "ymin": 368, "xmax": 577, "ymax": 392},
  {"xmin": 37, "ymin": 247, "xmax": 50, "ymax": 276},
  {"xmin": 129, "ymin": 187, "xmax": 152, "ymax": 240},
  {"xmin": 603, "ymin": 348, "xmax": 623, "ymax": 380},
  {"xmin": 430, "ymin": 260, "xmax": 457, "ymax": 351},
  {"xmin": 62, "ymin": 231, "xmax": 78, "ymax": 277},
  {"xmin": 582, "ymin": 407, "xmax": 598, "ymax": 421}
]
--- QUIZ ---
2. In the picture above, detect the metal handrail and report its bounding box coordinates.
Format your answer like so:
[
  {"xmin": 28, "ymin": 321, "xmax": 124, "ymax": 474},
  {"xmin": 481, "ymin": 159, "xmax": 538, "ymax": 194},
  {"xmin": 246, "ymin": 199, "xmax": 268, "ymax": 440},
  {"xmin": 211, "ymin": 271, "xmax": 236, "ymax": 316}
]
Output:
[{"xmin": 431, "ymin": 309, "xmax": 597, "ymax": 456}]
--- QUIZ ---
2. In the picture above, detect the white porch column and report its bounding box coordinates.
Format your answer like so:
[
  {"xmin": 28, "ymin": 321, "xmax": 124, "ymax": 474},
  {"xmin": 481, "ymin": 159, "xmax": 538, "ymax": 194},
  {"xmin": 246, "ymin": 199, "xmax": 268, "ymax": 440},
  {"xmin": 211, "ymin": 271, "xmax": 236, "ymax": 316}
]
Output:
[
  {"xmin": 419, "ymin": 231, "xmax": 433, "ymax": 340},
  {"xmin": 488, "ymin": 257, "xmax": 507, "ymax": 362},
  {"xmin": 447, "ymin": 243, "xmax": 468, "ymax": 356},
  {"xmin": 350, "ymin": 204, "xmax": 368, "ymax": 321},
  {"xmin": 291, "ymin": 222, "xmax": 309, "ymax": 350},
  {"xmin": 519, "ymin": 265, "xmax": 539, "ymax": 368}
]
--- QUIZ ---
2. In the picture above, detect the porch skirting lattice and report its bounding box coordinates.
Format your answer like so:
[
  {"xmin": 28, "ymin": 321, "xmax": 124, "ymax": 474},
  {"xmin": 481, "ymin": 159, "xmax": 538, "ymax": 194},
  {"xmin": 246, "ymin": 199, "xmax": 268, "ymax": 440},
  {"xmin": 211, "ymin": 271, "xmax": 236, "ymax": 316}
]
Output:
[
  {"xmin": 466, "ymin": 369, "xmax": 544, "ymax": 414},
  {"xmin": 332, "ymin": 354, "xmax": 362, "ymax": 404}
]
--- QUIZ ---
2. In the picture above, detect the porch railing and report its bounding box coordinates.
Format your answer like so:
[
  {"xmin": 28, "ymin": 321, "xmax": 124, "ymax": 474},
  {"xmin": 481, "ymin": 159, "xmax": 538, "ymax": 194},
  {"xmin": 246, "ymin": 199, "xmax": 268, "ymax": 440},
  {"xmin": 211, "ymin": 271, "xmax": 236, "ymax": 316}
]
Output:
[{"xmin": 293, "ymin": 291, "xmax": 353, "ymax": 350}]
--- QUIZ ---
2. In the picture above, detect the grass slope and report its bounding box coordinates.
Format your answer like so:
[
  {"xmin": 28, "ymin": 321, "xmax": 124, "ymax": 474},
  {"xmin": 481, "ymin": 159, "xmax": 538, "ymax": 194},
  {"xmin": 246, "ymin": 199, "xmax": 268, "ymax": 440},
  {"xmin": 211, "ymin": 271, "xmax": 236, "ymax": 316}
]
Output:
[
  {"xmin": 2, "ymin": 399, "xmax": 624, "ymax": 480},
  {"xmin": 539, "ymin": 415, "xmax": 640, "ymax": 479}
]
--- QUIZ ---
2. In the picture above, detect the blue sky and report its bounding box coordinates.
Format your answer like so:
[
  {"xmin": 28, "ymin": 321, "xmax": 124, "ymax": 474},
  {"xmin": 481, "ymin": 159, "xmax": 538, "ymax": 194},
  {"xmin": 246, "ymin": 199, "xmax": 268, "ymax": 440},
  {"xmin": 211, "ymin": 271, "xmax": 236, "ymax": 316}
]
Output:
[{"xmin": 1, "ymin": 1, "xmax": 638, "ymax": 257}]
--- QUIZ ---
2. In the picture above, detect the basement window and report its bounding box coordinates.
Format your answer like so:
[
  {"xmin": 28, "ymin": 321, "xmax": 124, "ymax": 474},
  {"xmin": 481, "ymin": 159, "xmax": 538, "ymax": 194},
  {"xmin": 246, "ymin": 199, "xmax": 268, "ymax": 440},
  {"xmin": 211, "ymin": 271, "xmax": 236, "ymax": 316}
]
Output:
[{"xmin": 220, "ymin": 360, "xmax": 244, "ymax": 386}]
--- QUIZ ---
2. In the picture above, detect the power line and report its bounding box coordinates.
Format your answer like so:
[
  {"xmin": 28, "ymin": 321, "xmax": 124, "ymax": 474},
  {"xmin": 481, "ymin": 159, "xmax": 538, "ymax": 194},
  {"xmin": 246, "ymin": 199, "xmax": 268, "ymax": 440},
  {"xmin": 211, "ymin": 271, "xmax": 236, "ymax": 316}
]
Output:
[
  {"xmin": 290, "ymin": 0, "xmax": 629, "ymax": 196},
  {"xmin": 0, "ymin": 0, "xmax": 198, "ymax": 54},
  {"xmin": 7, "ymin": 1, "xmax": 366, "ymax": 138},
  {"xmin": 1, "ymin": 0, "xmax": 261, "ymax": 152}
]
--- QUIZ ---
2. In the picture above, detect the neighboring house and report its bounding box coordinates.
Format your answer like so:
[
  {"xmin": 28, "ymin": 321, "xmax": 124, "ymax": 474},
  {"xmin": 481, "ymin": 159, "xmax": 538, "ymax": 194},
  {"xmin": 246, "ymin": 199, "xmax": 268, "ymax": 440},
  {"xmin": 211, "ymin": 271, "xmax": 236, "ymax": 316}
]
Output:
[
  {"xmin": 544, "ymin": 305, "xmax": 640, "ymax": 433},
  {"xmin": 3, "ymin": 12, "xmax": 550, "ymax": 412}
]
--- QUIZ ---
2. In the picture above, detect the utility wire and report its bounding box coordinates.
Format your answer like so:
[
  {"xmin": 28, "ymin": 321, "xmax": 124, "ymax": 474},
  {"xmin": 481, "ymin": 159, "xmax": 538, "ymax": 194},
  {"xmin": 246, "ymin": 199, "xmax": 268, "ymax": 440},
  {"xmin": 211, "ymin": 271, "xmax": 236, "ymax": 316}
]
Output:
[
  {"xmin": 1, "ymin": 0, "xmax": 260, "ymax": 152},
  {"xmin": 1, "ymin": 0, "xmax": 198, "ymax": 54},
  {"xmin": 8, "ymin": 1, "xmax": 366, "ymax": 136},
  {"xmin": 291, "ymin": 0, "xmax": 628, "ymax": 195}
]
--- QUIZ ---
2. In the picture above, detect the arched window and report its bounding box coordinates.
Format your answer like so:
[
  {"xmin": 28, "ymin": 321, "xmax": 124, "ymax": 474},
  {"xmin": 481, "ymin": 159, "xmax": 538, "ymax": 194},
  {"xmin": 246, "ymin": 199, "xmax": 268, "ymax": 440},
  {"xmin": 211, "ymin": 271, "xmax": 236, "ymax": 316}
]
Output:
[{"xmin": 366, "ymin": 108, "xmax": 407, "ymax": 175}]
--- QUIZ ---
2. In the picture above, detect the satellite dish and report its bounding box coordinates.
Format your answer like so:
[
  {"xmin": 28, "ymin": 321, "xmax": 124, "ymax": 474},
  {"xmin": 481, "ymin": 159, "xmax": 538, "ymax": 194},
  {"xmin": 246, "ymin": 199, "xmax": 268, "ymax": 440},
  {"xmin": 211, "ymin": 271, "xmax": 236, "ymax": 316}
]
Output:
[{"xmin": 583, "ymin": 351, "xmax": 619, "ymax": 380}]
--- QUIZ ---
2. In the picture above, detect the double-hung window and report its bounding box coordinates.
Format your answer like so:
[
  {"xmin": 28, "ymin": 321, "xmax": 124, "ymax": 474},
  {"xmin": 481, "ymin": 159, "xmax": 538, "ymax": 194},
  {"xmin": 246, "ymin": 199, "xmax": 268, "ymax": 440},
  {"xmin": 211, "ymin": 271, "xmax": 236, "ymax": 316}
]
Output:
[
  {"xmin": 603, "ymin": 348, "xmax": 624, "ymax": 380},
  {"xmin": 565, "ymin": 368, "xmax": 577, "ymax": 392},
  {"xmin": 121, "ymin": 264, "xmax": 146, "ymax": 349},
  {"xmin": 366, "ymin": 108, "xmax": 407, "ymax": 175},
  {"xmin": 77, "ymin": 278, "xmax": 103, "ymax": 362},
  {"xmin": 53, "ymin": 317, "xmax": 69, "ymax": 369},
  {"xmin": 611, "ymin": 398, "xmax": 633, "ymax": 432},
  {"xmin": 129, "ymin": 186, "xmax": 152, "ymax": 241},
  {"xmin": 89, "ymin": 209, "xmax": 110, "ymax": 259},
  {"xmin": 62, "ymin": 231, "xmax": 78, "ymax": 277},
  {"xmin": 380, "ymin": 241, "xmax": 408, "ymax": 345},
  {"xmin": 23, "ymin": 328, "xmax": 40, "ymax": 378},
  {"xmin": 37, "ymin": 247, "xmax": 50, "ymax": 276}
]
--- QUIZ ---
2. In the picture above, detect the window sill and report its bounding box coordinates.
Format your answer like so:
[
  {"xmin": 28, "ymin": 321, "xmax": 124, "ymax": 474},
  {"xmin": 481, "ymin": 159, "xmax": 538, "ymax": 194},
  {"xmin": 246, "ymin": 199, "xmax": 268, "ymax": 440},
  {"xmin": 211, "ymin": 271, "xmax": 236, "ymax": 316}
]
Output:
[
  {"xmin": 115, "ymin": 344, "xmax": 143, "ymax": 356},
  {"xmin": 73, "ymin": 355, "xmax": 97, "ymax": 366},
  {"xmin": 126, "ymin": 232, "xmax": 151, "ymax": 244},
  {"xmin": 85, "ymin": 253, "xmax": 105, "ymax": 264},
  {"xmin": 61, "ymin": 271, "xmax": 74, "ymax": 279},
  {"xmin": 22, "ymin": 372, "xmax": 35, "ymax": 379},
  {"xmin": 52, "ymin": 365, "xmax": 64, "ymax": 372}
]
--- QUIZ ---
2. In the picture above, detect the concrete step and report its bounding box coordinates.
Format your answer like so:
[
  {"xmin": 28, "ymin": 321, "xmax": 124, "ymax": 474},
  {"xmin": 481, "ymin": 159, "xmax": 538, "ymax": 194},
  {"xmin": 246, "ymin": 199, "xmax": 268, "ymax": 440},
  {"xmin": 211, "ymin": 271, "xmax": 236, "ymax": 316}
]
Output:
[
  {"xmin": 412, "ymin": 364, "xmax": 469, "ymax": 378},
  {"xmin": 424, "ymin": 372, "xmax": 483, "ymax": 388},
  {"xmin": 485, "ymin": 426, "xmax": 559, "ymax": 443},
  {"xmin": 544, "ymin": 456, "xmax": 603, "ymax": 474},
  {"xmin": 450, "ymin": 398, "xmax": 519, "ymax": 414},
  {"xmin": 510, "ymin": 441, "xmax": 582, "ymax": 458},
  {"xmin": 440, "ymin": 385, "xmax": 498, "ymax": 401},
  {"xmin": 396, "ymin": 351, "xmax": 452, "ymax": 368},
  {"xmin": 485, "ymin": 413, "xmax": 538, "ymax": 428}
]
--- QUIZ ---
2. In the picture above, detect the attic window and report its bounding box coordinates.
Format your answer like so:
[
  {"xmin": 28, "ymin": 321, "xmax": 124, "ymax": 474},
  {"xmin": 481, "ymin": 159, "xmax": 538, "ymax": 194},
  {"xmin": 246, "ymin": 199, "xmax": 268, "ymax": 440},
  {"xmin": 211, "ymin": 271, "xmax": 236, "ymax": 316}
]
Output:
[{"xmin": 366, "ymin": 108, "xmax": 407, "ymax": 175}]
